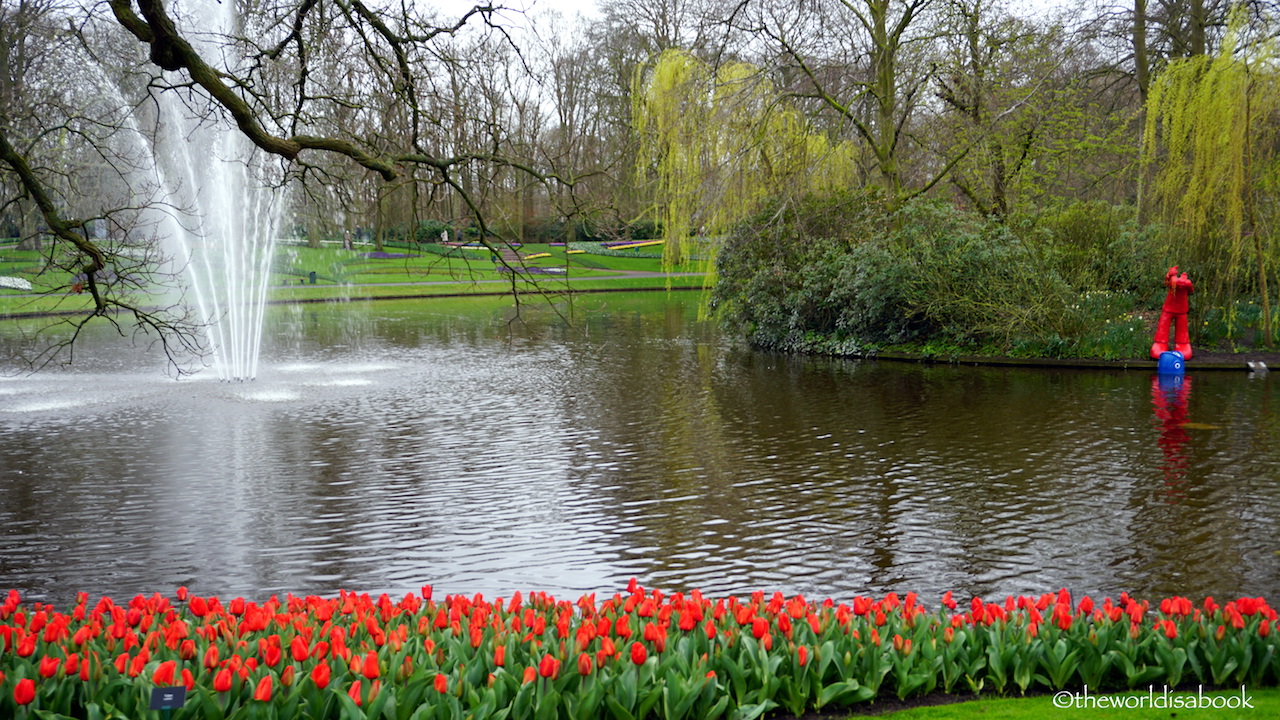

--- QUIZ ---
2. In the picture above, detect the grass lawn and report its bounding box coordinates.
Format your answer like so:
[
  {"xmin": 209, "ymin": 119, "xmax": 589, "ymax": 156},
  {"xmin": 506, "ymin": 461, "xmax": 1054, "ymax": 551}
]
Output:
[
  {"xmin": 0, "ymin": 242, "xmax": 707, "ymax": 316},
  {"xmin": 862, "ymin": 687, "xmax": 1276, "ymax": 719}
]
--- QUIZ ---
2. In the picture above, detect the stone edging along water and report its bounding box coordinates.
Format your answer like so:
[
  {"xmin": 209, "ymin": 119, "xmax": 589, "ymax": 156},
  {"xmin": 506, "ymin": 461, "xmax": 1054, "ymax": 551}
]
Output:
[{"xmin": 869, "ymin": 351, "xmax": 1268, "ymax": 372}]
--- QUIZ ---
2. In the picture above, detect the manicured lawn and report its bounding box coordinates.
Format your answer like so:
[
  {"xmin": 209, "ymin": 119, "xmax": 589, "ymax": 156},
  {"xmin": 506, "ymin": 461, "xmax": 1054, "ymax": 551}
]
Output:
[{"xmin": 0, "ymin": 242, "xmax": 707, "ymax": 316}]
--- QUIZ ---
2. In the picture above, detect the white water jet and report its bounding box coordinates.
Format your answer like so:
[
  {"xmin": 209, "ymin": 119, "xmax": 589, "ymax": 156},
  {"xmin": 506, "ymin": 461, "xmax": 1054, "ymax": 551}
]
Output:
[{"xmin": 128, "ymin": 0, "xmax": 287, "ymax": 381}]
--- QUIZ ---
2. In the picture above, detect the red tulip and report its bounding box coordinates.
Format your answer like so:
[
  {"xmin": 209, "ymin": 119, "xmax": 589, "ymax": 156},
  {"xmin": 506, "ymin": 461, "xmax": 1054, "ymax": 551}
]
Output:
[
  {"xmin": 281, "ymin": 665, "xmax": 296, "ymax": 687},
  {"xmin": 253, "ymin": 675, "xmax": 273, "ymax": 701},
  {"xmin": 64, "ymin": 653, "xmax": 80, "ymax": 676},
  {"xmin": 630, "ymin": 641, "xmax": 647, "ymax": 666},
  {"xmin": 71, "ymin": 625, "xmax": 91, "ymax": 647},
  {"xmin": 311, "ymin": 661, "xmax": 331, "ymax": 689},
  {"xmin": 14, "ymin": 677, "xmax": 36, "ymax": 705},
  {"xmin": 522, "ymin": 666, "xmax": 536, "ymax": 684},
  {"xmin": 203, "ymin": 645, "xmax": 219, "ymax": 670},
  {"xmin": 797, "ymin": 646, "xmax": 808, "ymax": 667},
  {"xmin": 182, "ymin": 668, "xmax": 195, "ymax": 691},
  {"xmin": 152, "ymin": 659, "xmax": 176, "ymax": 686},
  {"xmin": 214, "ymin": 667, "xmax": 234, "ymax": 692},
  {"xmin": 39, "ymin": 655, "xmax": 61, "ymax": 678},
  {"xmin": 348, "ymin": 679, "xmax": 363, "ymax": 707},
  {"xmin": 434, "ymin": 673, "xmax": 448, "ymax": 693},
  {"xmin": 361, "ymin": 650, "xmax": 380, "ymax": 680},
  {"xmin": 291, "ymin": 635, "xmax": 310, "ymax": 663},
  {"xmin": 493, "ymin": 645, "xmax": 506, "ymax": 667},
  {"xmin": 538, "ymin": 654, "xmax": 559, "ymax": 679},
  {"xmin": 577, "ymin": 652, "xmax": 593, "ymax": 676}
]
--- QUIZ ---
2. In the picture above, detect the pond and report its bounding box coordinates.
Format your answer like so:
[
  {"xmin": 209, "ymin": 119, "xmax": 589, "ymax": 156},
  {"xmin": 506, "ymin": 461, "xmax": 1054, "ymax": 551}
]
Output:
[{"xmin": 2, "ymin": 291, "xmax": 1278, "ymax": 605}]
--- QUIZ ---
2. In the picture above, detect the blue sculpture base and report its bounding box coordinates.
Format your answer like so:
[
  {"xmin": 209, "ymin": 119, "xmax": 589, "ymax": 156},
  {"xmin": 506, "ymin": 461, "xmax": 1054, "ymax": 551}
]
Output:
[{"xmin": 1157, "ymin": 351, "xmax": 1186, "ymax": 375}]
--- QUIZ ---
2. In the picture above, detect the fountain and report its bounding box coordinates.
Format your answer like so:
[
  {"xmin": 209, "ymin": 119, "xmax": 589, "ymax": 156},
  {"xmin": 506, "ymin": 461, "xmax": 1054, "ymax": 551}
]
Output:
[{"xmin": 128, "ymin": 0, "xmax": 286, "ymax": 381}]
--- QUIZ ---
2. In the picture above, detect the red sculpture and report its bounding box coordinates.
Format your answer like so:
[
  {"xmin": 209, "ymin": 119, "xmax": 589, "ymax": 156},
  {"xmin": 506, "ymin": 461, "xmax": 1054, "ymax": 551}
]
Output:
[{"xmin": 1150, "ymin": 266, "xmax": 1194, "ymax": 360}]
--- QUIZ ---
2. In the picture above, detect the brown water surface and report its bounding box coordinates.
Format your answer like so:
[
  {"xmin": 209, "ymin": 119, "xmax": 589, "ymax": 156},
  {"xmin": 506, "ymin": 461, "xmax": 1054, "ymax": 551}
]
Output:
[{"xmin": 1, "ymin": 292, "xmax": 1277, "ymax": 604}]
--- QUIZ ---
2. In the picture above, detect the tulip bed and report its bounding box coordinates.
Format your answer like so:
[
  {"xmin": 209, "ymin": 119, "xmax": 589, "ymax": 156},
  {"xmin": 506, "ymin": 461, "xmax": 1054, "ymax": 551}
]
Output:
[{"xmin": 1, "ymin": 582, "xmax": 1278, "ymax": 720}]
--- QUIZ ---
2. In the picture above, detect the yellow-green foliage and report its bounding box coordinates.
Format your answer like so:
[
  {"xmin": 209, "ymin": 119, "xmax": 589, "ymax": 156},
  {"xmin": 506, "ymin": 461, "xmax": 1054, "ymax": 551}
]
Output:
[
  {"xmin": 633, "ymin": 50, "xmax": 861, "ymax": 277},
  {"xmin": 1143, "ymin": 7, "xmax": 1278, "ymax": 342}
]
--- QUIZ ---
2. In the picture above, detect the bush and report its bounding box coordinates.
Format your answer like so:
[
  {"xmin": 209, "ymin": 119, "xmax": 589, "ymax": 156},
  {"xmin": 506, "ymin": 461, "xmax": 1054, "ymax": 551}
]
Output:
[
  {"xmin": 713, "ymin": 193, "xmax": 1100, "ymax": 355},
  {"xmin": 711, "ymin": 189, "xmax": 893, "ymax": 352},
  {"xmin": 1030, "ymin": 201, "xmax": 1166, "ymax": 297}
]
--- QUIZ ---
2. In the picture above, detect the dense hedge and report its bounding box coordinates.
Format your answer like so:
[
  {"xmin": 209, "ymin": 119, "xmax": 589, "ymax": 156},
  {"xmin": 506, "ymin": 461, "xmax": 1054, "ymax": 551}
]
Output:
[
  {"xmin": 1, "ymin": 584, "xmax": 1277, "ymax": 719},
  {"xmin": 710, "ymin": 192, "xmax": 1171, "ymax": 358}
]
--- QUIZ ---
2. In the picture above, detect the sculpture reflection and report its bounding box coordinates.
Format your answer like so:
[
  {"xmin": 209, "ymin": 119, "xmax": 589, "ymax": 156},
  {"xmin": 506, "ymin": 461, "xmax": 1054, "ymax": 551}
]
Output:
[{"xmin": 1151, "ymin": 373, "xmax": 1192, "ymax": 493}]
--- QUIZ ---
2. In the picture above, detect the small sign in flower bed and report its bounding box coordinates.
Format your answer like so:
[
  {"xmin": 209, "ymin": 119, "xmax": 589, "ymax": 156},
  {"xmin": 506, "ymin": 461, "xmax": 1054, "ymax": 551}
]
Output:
[{"xmin": 1, "ymin": 582, "xmax": 1277, "ymax": 719}]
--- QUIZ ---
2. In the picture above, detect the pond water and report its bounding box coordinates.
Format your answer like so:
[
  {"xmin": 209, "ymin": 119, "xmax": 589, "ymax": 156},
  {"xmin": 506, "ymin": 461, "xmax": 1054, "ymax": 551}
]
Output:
[{"xmin": 2, "ymin": 292, "xmax": 1278, "ymax": 606}]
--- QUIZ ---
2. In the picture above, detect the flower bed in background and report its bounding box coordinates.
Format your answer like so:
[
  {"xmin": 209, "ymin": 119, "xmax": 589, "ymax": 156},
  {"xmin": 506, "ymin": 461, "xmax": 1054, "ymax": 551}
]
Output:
[{"xmin": 1, "ymin": 582, "xmax": 1276, "ymax": 719}]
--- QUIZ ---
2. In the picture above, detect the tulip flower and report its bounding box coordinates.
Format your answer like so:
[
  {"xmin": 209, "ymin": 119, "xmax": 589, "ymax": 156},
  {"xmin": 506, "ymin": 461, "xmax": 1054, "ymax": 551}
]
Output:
[
  {"xmin": 522, "ymin": 667, "xmax": 536, "ymax": 684},
  {"xmin": 213, "ymin": 667, "xmax": 234, "ymax": 692},
  {"xmin": 39, "ymin": 655, "xmax": 60, "ymax": 678},
  {"xmin": 14, "ymin": 677, "xmax": 36, "ymax": 705},
  {"xmin": 630, "ymin": 641, "xmax": 647, "ymax": 666},
  {"xmin": 152, "ymin": 659, "xmax": 176, "ymax": 686},
  {"xmin": 751, "ymin": 616, "xmax": 768, "ymax": 640},
  {"xmin": 253, "ymin": 675, "xmax": 273, "ymax": 701},
  {"xmin": 434, "ymin": 673, "xmax": 448, "ymax": 693},
  {"xmin": 538, "ymin": 654, "xmax": 560, "ymax": 679},
  {"xmin": 311, "ymin": 661, "xmax": 331, "ymax": 689},
  {"xmin": 348, "ymin": 680, "xmax": 362, "ymax": 707},
  {"xmin": 361, "ymin": 650, "xmax": 380, "ymax": 680},
  {"xmin": 290, "ymin": 635, "xmax": 309, "ymax": 663}
]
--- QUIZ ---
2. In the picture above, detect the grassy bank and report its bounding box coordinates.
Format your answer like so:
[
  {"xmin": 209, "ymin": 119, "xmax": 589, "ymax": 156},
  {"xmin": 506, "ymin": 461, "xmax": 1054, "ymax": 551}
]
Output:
[{"xmin": 0, "ymin": 242, "xmax": 706, "ymax": 317}]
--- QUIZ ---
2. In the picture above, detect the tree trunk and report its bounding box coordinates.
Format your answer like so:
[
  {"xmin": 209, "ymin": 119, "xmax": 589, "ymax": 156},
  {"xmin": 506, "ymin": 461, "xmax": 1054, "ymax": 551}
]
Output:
[
  {"xmin": 870, "ymin": 0, "xmax": 902, "ymax": 197},
  {"xmin": 1134, "ymin": 0, "xmax": 1152, "ymax": 224}
]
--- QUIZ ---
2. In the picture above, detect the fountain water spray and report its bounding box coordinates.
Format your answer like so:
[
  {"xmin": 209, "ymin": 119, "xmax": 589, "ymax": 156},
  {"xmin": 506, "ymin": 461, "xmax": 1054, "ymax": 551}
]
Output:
[{"xmin": 136, "ymin": 0, "xmax": 286, "ymax": 381}]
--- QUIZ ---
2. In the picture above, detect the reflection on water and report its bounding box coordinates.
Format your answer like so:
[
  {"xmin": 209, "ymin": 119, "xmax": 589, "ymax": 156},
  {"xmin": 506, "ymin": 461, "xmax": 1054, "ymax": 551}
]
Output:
[
  {"xmin": 1152, "ymin": 374, "xmax": 1191, "ymax": 493},
  {"xmin": 2, "ymin": 293, "xmax": 1279, "ymax": 606}
]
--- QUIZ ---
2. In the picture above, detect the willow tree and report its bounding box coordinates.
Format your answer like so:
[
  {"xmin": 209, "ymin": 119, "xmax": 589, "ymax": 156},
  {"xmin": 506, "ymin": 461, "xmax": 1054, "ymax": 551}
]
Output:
[
  {"xmin": 632, "ymin": 49, "xmax": 860, "ymax": 275},
  {"xmin": 1143, "ymin": 11, "xmax": 1278, "ymax": 346}
]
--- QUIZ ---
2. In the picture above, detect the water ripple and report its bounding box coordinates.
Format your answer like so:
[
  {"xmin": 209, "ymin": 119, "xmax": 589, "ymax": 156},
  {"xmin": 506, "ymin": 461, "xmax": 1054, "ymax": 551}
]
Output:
[{"xmin": 2, "ymin": 299, "xmax": 1279, "ymax": 604}]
